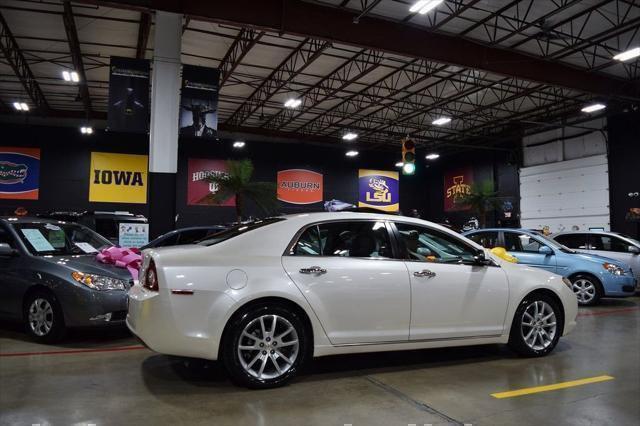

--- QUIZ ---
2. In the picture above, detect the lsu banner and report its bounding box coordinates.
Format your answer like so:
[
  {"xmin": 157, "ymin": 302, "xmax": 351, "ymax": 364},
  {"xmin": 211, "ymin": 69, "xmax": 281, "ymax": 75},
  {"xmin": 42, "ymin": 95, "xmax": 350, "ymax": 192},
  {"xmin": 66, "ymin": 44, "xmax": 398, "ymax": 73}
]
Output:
[
  {"xmin": 187, "ymin": 158, "xmax": 235, "ymax": 206},
  {"xmin": 358, "ymin": 169, "xmax": 399, "ymax": 212},
  {"xmin": 89, "ymin": 152, "xmax": 148, "ymax": 204},
  {"xmin": 179, "ymin": 65, "xmax": 220, "ymax": 139},
  {"xmin": 277, "ymin": 169, "xmax": 323, "ymax": 205},
  {"xmin": 444, "ymin": 167, "xmax": 473, "ymax": 212},
  {"xmin": 0, "ymin": 147, "xmax": 40, "ymax": 200},
  {"xmin": 107, "ymin": 57, "xmax": 150, "ymax": 133}
]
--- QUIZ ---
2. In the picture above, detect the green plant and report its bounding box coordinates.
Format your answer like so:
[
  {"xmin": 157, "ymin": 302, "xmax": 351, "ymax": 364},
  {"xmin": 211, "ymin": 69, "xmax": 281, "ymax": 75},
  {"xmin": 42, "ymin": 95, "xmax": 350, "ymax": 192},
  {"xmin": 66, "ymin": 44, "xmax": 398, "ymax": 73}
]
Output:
[
  {"xmin": 204, "ymin": 159, "xmax": 277, "ymax": 222},
  {"xmin": 455, "ymin": 180, "xmax": 501, "ymax": 228}
]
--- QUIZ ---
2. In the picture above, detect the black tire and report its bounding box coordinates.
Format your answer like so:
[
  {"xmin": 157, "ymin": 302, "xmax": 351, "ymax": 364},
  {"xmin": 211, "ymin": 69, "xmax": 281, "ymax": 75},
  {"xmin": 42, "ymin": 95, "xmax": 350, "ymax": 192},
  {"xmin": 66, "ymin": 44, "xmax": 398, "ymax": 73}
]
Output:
[
  {"xmin": 222, "ymin": 304, "xmax": 309, "ymax": 389},
  {"xmin": 23, "ymin": 290, "xmax": 66, "ymax": 344},
  {"xmin": 570, "ymin": 273, "xmax": 603, "ymax": 306},
  {"xmin": 508, "ymin": 292, "xmax": 564, "ymax": 357}
]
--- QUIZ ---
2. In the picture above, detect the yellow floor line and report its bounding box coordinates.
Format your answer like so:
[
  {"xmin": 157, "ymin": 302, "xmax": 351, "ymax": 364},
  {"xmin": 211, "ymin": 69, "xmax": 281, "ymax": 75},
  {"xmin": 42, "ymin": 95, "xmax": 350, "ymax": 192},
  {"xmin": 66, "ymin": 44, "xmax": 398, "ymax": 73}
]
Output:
[{"xmin": 491, "ymin": 375, "xmax": 614, "ymax": 399}]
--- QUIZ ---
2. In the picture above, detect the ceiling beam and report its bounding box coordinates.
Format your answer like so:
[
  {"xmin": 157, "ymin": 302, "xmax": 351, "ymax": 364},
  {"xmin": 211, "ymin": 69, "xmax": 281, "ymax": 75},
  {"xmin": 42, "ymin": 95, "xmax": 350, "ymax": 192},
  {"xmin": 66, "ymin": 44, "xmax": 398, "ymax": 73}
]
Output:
[
  {"xmin": 90, "ymin": 0, "xmax": 640, "ymax": 101},
  {"xmin": 218, "ymin": 28, "xmax": 264, "ymax": 87},
  {"xmin": 135, "ymin": 12, "xmax": 151, "ymax": 59},
  {"xmin": 62, "ymin": 0, "xmax": 92, "ymax": 116},
  {"xmin": 0, "ymin": 11, "xmax": 49, "ymax": 111}
]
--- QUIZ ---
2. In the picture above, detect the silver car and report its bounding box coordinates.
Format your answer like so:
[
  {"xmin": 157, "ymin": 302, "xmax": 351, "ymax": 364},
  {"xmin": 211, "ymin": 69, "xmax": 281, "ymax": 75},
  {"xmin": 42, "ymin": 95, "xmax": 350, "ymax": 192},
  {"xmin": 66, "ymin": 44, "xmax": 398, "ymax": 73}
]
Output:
[{"xmin": 0, "ymin": 217, "xmax": 133, "ymax": 342}]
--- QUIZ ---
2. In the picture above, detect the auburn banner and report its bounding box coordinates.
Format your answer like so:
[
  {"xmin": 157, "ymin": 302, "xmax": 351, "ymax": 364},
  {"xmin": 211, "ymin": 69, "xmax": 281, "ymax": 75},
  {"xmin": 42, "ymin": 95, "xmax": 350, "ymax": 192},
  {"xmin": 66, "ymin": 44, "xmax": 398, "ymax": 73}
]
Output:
[
  {"xmin": 277, "ymin": 169, "xmax": 323, "ymax": 205},
  {"xmin": 179, "ymin": 65, "xmax": 220, "ymax": 139},
  {"xmin": 443, "ymin": 167, "xmax": 473, "ymax": 212},
  {"xmin": 0, "ymin": 147, "xmax": 40, "ymax": 200},
  {"xmin": 358, "ymin": 169, "xmax": 399, "ymax": 212},
  {"xmin": 89, "ymin": 152, "xmax": 148, "ymax": 204},
  {"xmin": 187, "ymin": 158, "xmax": 235, "ymax": 206},
  {"xmin": 107, "ymin": 57, "xmax": 150, "ymax": 133}
]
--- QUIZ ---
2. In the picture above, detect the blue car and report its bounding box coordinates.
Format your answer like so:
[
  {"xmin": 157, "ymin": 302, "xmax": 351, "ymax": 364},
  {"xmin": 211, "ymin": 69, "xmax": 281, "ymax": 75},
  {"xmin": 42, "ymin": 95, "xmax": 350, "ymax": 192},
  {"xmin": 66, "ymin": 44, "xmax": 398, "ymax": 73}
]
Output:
[{"xmin": 463, "ymin": 228, "xmax": 636, "ymax": 306}]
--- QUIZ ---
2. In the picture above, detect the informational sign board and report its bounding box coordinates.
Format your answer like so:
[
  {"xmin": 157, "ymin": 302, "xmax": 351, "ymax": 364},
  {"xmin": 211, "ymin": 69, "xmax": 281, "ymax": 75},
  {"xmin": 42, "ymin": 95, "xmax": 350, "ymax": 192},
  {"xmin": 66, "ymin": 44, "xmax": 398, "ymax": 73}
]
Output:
[
  {"xmin": 186, "ymin": 158, "xmax": 235, "ymax": 206},
  {"xmin": 118, "ymin": 222, "xmax": 149, "ymax": 248},
  {"xmin": 89, "ymin": 152, "xmax": 148, "ymax": 204},
  {"xmin": 179, "ymin": 65, "xmax": 220, "ymax": 139},
  {"xmin": 443, "ymin": 167, "xmax": 474, "ymax": 212},
  {"xmin": 277, "ymin": 169, "xmax": 323, "ymax": 205},
  {"xmin": 107, "ymin": 56, "xmax": 150, "ymax": 133},
  {"xmin": 358, "ymin": 169, "xmax": 399, "ymax": 212},
  {"xmin": 0, "ymin": 147, "xmax": 40, "ymax": 200}
]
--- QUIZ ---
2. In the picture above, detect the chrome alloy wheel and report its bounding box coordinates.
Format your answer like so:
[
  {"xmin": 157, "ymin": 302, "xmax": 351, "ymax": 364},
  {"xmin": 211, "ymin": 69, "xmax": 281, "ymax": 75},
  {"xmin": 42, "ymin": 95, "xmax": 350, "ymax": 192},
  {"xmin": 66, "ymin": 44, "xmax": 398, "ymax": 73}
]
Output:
[
  {"xmin": 28, "ymin": 298, "xmax": 54, "ymax": 337},
  {"xmin": 520, "ymin": 300, "xmax": 557, "ymax": 351},
  {"xmin": 572, "ymin": 278, "xmax": 596, "ymax": 304},
  {"xmin": 237, "ymin": 314, "xmax": 299, "ymax": 380}
]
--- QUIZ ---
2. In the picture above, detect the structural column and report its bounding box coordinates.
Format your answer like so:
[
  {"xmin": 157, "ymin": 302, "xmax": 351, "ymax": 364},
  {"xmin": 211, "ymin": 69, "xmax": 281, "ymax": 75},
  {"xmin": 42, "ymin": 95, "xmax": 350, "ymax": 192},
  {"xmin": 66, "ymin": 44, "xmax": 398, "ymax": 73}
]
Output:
[{"xmin": 148, "ymin": 11, "xmax": 182, "ymax": 238}]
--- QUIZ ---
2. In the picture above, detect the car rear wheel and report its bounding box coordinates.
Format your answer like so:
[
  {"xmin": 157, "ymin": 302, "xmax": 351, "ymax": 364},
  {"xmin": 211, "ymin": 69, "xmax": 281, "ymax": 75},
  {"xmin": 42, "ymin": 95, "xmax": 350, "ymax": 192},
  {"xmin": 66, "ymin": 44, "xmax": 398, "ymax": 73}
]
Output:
[
  {"xmin": 570, "ymin": 274, "xmax": 602, "ymax": 306},
  {"xmin": 508, "ymin": 293, "xmax": 563, "ymax": 357},
  {"xmin": 222, "ymin": 305, "xmax": 308, "ymax": 389},
  {"xmin": 24, "ymin": 290, "xmax": 66, "ymax": 343}
]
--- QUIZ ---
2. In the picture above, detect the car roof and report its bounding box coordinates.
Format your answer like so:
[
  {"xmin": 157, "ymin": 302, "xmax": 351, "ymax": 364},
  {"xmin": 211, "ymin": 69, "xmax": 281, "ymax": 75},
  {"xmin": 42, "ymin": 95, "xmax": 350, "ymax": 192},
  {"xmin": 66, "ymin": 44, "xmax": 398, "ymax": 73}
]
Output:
[
  {"xmin": 463, "ymin": 228, "xmax": 530, "ymax": 233},
  {"xmin": 553, "ymin": 230, "xmax": 614, "ymax": 235},
  {"xmin": 0, "ymin": 216, "xmax": 74, "ymax": 224}
]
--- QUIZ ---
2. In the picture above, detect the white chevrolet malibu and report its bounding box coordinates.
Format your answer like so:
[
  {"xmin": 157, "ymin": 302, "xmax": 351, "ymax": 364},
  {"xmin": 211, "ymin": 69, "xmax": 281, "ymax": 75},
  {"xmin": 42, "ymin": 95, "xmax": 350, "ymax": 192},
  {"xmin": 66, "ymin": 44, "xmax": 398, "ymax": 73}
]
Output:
[{"xmin": 127, "ymin": 212, "xmax": 578, "ymax": 388}]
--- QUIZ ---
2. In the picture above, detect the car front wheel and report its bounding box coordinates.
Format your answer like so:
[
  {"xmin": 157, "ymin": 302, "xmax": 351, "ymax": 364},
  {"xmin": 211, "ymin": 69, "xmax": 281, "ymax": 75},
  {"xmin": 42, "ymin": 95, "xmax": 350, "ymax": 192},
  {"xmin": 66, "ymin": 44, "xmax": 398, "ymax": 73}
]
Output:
[
  {"xmin": 570, "ymin": 274, "xmax": 602, "ymax": 306},
  {"xmin": 24, "ymin": 290, "xmax": 66, "ymax": 343},
  {"xmin": 508, "ymin": 293, "xmax": 563, "ymax": 357}
]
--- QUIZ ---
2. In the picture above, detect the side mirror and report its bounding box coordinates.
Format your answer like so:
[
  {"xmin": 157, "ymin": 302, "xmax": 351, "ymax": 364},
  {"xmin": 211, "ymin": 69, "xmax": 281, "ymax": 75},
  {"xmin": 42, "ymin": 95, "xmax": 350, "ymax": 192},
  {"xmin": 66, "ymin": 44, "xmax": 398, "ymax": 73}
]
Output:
[
  {"xmin": 0, "ymin": 243, "xmax": 18, "ymax": 257},
  {"xmin": 539, "ymin": 245, "xmax": 553, "ymax": 255},
  {"xmin": 629, "ymin": 245, "xmax": 640, "ymax": 255},
  {"xmin": 473, "ymin": 251, "xmax": 493, "ymax": 266}
]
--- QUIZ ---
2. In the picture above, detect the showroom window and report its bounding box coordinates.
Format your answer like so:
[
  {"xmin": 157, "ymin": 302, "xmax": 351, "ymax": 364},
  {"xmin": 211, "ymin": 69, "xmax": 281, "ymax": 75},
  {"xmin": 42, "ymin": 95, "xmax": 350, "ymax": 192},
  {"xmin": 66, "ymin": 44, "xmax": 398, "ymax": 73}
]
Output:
[
  {"xmin": 588, "ymin": 235, "xmax": 630, "ymax": 253},
  {"xmin": 504, "ymin": 232, "xmax": 547, "ymax": 253},
  {"xmin": 554, "ymin": 234, "xmax": 588, "ymax": 249},
  {"xmin": 467, "ymin": 231, "xmax": 499, "ymax": 248},
  {"xmin": 395, "ymin": 223, "xmax": 476, "ymax": 264},
  {"xmin": 292, "ymin": 221, "xmax": 392, "ymax": 258}
]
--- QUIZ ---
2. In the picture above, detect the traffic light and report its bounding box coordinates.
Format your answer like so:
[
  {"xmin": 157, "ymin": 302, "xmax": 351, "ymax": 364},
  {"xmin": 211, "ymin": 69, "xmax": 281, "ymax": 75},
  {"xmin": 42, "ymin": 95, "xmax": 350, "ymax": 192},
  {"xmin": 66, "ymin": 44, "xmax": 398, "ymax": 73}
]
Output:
[{"xmin": 401, "ymin": 138, "xmax": 416, "ymax": 175}]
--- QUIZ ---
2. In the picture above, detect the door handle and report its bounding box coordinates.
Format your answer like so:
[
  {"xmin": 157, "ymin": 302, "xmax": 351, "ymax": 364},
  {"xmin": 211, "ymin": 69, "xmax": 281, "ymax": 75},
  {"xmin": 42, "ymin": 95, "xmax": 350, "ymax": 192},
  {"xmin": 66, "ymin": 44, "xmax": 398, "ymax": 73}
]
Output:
[
  {"xmin": 413, "ymin": 269, "xmax": 436, "ymax": 278},
  {"xmin": 300, "ymin": 266, "xmax": 327, "ymax": 275}
]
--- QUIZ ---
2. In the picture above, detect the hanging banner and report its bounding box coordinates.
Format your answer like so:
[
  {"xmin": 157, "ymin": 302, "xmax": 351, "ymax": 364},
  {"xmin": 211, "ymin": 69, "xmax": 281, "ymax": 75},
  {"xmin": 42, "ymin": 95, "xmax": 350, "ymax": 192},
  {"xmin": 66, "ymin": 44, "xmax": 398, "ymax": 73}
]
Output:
[
  {"xmin": 277, "ymin": 169, "xmax": 323, "ymax": 205},
  {"xmin": 0, "ymin": 147, "xmax": 40, "ymax": 200},
  {"xmin": 89, "ymin": 152, "xmax": 148, "ymax": 204},
  {"xmin": 179, "ymin": 65, "xmax": 220, "ymax": 139},
  {"xmin": 107, "ymin": 56, "xmax": 150, "ymax": 133},
  {"xmin": 358, "ymin": 169, "xmax": 399, "ymax": 212},
  {"xmin": 444, "ymin": 167, "xmax": 474, "ymax": 212},
  {"xmin": 187, "ymin": 158, "xmax": 235, "ymax": 206}
]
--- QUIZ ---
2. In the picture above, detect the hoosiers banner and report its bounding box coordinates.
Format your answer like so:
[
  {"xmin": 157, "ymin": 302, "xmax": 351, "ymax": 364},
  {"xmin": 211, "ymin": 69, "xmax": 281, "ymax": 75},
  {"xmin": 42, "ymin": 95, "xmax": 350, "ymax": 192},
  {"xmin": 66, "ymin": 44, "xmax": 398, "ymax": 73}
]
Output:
[
  {"xmin": 187, "ymin": 158, "xmax": 235, "ymax": 206},
  {"xmin": 277, "ymin": 169, "xmax": 323, "ymax": 205},
  {"xmin": 358, "ymin": 169, "xmax": 399, "ymax": 212},
  {"xmin": 0, "ymin": 147, "xmax": 40, "ymax": 200},
  {"xmin": 444, "ymin": 167, "xmax": 473, "ymax": 212},
  {"xmin": 179, "ymin": 65, "xmax": 220, "ymax": 139},
  {"xmin": 89, "ymin": 152, "xmax": 148, "ymax": 204},
  {"xmin": 107, "ymin": 57, "xmax": 150, "ymax": 133}
]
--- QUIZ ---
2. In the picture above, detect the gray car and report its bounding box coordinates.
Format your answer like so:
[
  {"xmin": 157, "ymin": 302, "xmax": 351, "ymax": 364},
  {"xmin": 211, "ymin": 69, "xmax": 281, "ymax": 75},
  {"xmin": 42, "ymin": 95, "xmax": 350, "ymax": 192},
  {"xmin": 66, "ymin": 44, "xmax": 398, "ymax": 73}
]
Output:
[{"xmin": 0, "ymin": 217, "xmax": 133, "ymax": 343}]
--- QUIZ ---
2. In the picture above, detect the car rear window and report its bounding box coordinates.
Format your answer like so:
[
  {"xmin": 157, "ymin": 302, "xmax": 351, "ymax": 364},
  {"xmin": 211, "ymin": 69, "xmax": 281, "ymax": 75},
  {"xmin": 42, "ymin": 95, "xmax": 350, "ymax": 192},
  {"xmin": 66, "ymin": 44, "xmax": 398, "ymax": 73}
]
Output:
[{"xmin": 198, "ymin": 218, "xmax": 285, "ymax": 246}]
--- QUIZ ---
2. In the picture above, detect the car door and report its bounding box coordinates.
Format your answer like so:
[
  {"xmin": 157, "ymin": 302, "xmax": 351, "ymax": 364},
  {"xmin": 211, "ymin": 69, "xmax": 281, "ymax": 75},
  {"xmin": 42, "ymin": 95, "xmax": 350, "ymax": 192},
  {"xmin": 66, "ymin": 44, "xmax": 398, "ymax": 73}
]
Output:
[
  {"xmin": 503, "ymin": 231, "xmax": 557, "ymax": 273},
  {"xmin": 586, "ymin": 234, "xmax": 640, "ymax": 279},
  {"xmin": 393, "ymin": 222, "xmax": 509, "ymax": 340},
  {"xmin": 0, "ymin": 224, "xmax": 29, "ymax": 319},
  {"xmin": 281, "ymin": 219, "xmax": 411, "ymax": 344}
]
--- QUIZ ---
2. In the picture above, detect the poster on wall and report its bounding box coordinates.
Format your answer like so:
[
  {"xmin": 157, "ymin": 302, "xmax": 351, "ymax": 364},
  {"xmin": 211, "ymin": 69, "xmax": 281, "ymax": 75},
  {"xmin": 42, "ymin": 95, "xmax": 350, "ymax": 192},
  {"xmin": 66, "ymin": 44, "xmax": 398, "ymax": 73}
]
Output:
[
  {"xmin": 187, "ymin": 158, "xmax": 235, "ymax": 206},
  {"xmin": 358, "ymin": 169, "xmax": 399, "ymax": 212},
  {"xmin": 0, "ymin": 147, "xmax": 40, "ymax": 200},
  {"xmin": 107, "ymin": 56, "xmax": 150, "ymax": 133},
  {"xmin": 277, "ymin": 169, "xmax": 323, "ymax": 205},
  {"xmin": 118, "ymin": 222, "xmax": 149, "ymax": 248},
  {"xmin": 89, "ymin": 152, "xmax": 148, "ymax": 204},
  {"xmin": 444, "ymin": 167, "xmax": 474, "ymax": 212},
  {"xmin": 179, "ymin": 65, "xmax": 220, "ymax": 139}
]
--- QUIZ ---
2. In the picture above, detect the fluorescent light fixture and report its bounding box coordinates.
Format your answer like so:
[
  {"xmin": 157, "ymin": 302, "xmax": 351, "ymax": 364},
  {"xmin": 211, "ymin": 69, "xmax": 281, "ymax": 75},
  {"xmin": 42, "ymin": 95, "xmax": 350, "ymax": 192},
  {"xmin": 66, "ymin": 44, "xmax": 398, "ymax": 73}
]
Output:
[
  {"xmin": 233, "ymin": 141, "xmax": 246, "ymax": 148},
  {"xmin": 345, "ymin": 150, "xmax": 359, "ymax": 157},
  {"xmin": 409, "ymin": 0, "xmax": 444, "ymax": 14},
  {"xmin": 425, "ymin": 153, "xmax": 440, "ymax": 160},
  {"xmin": 62, "ymin": 70, "xmax": 79, "ymax": 82},
  {"xmin": 13, "ymin": 102, "xmax": 22, "ymax": 111},
  {"xmin": 20, "ymin": 103, "xmax": 29, "ymax": 111},
  {"xmin": 284, "ymin": 98, "xmax": 302, "ymax": 108},
  {"xmin": 342, "ymin": 132, "xmax": 358, "ymax": 141},
  {"xmin": 402, "ymin": 163, "xmax": 416, "ymax": 174},
  {"xmin": 581, "ymin": 103, "xmax": 606, "ymax": 113},
  {"xmin": 432, "ymin": 117, "xmax": 451, "ymax": 126},
  {"xmin": 395, "ymin": 162, "xmax": 404, "ymax": 168},
  {"xmin": 613, "ymin": 47, "xmax": 640, "ymax": 62},
  {"xmin": 71, "ymin": 71, "xmax": 79, "ymax": 82},
  {"xmin": 80, "ymin": 126, "xmax": 93, "ymax": 134},
  {"xmin": 62, "ymin": 71, "xmax": 71, "ymax": 81}
]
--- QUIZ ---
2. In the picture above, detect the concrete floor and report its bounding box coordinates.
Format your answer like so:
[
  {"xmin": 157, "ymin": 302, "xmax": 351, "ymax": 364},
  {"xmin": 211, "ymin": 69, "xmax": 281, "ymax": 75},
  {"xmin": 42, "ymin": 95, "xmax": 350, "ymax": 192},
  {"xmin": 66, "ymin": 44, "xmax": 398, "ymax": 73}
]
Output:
[{"xmin": 1, "ymin": 297, "xmax": 638, "ymax": 426}]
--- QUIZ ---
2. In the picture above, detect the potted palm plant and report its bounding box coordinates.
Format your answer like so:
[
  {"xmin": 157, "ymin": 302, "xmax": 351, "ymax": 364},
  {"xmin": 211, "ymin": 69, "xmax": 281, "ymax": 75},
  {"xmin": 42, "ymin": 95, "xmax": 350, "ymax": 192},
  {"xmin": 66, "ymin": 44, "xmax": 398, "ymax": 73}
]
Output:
[{"xmin": 455, "ymin": 180, "xmax": 501, "ymax": 228}]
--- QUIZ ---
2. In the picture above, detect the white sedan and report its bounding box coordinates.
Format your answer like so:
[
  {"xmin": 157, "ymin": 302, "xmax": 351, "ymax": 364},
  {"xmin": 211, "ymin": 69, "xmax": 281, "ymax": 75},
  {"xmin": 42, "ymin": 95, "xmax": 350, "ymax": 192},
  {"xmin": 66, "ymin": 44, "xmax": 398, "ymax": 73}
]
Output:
[{"xmin": 127, "ymin": 212, "xmax": 578, "ymax": 388}]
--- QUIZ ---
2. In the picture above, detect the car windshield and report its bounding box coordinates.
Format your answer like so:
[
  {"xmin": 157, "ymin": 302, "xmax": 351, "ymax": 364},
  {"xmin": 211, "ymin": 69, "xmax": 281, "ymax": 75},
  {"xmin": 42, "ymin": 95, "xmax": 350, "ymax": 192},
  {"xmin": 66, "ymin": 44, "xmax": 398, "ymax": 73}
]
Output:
[
  {"xmin": 613, "ymin": 233, "xmax": 640, "ymax": 246},
  {"xmin": 198, "ymin": 218, "xmax": 285, "ymax": 246},
  {"xmin": 536, "ymin": 233, "xmax": 576, "ymax": 253},
  {"xmin": 13, "ymin": 222, "xmax": 113, "ymax": 256}
]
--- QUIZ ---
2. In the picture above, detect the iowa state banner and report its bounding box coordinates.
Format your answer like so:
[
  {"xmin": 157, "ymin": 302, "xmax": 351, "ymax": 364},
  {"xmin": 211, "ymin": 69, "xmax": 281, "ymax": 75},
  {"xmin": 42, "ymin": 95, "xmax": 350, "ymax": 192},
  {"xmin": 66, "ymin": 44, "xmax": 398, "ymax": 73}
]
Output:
[
  {"xmin": 89, "ymin": 152, "xmax": 148, "ymax": 204},
  {"xmin": 0, "ymin": 147, "xmax": 40, "ymax": 200},
  {"xmin": 443, "ymin": 167, "xmax": 474, "ymax": 212},
  {"xmin": 358, "ymin": 169, "xmax": 399, "ymax": 212}
]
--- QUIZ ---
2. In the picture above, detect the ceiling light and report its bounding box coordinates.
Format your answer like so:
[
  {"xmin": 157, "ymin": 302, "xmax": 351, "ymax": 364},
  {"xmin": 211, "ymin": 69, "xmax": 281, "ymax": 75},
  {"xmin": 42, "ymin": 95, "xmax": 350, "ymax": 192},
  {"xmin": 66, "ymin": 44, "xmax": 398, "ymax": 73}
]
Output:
[
  {"xmin": 20, "ymin": 103, "xmax": 29, "ymax": 111},
  {"xmin": 342, "ymin": 132, "xmax": 358, "ymax": 141},
  {"xmin": 395, "ymin": 162, "xmax": 404, "ymax": 168},
  {"xmin": 425, "ymin": 153, "xmax": 440, "ymax": 160},
  {"xmin": 62, "ymin": 70, "xmax": 79, "ymax": 82},
  {"xmin": 432, "ymin": 117, "xmax": 451, "ymax": 126},
  {"xmin": 233, "ymin": 141, "xmax": 246, "ymax": 148},
  {"xmin": 80, "ymin": 126, "xmax": 93, "ymax": 134},
  {"xmin": 13, "ymin": 102, "xmax": 22, "ymax": 111},
  {"xmin": 71, "ymin": 71, "xmax": 79, "ymax": 82},
  {"xmin": 345, "ymin": 150, "xmax": 359, "ymax": 157},
  {"xmin": 409, "ymin": 0, "xmax": 444, "ymax": 14},
  {"xmin": 62, "ymin": 71, "xmax": 71, "ymax": 81},
  {"xmin": 581, "ymin": 103, "xmax": 606, "ymax": 113},
  {"xmin": 613, "ymin": 47, "xmax": 640, "ymax": 62},
  {"xmin": 284, "ymin": 98, "xmax": 302, "ymax": 108}
]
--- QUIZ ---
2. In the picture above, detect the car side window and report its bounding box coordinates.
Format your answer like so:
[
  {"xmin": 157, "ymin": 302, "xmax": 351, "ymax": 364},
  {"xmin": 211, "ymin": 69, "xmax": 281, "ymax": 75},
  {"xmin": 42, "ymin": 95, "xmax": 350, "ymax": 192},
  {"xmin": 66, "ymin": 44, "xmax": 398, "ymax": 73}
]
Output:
[
  {"xmin": 554, "ymin": 234, "xmax": 587, "ymax": 249},
  {"xmin": 177, "ymin": 229, "xmax": 210, "ymax": 245},
  {"xmin": 0, "ymin": 226, "xmax": 17, "ymax": 248},
  {"xmin": 293, "ymin": 225, "xmax": 322, "ymax": 256},
  {"xmin": 395, "ymin": 223, "xmax": 477, "ymax": 264},
  {"xmin": 292, "ymin": 221, "xmax": 392, "ymax": 258},
  {"xmin": 589, "ymin": 235, "xmax": 630, "ymax": 253},
  {"xmin": 504, "ymin": 232, "xmax": 545, "ymax": 253},
  {"xmin": 467, "ymin": 231, "xmax": 499, "ymax": 248}
]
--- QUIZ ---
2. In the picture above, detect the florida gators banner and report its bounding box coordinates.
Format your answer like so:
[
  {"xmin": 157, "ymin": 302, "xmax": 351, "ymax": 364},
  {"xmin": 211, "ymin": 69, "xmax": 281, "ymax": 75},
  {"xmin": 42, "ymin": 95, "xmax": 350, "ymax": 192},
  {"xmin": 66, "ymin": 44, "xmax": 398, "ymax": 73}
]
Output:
[
  {"xmin": 277, "ymin": 169, "xmax": 323, "ymax": 205},
  {"xmin": 89, "ymin": 152, "xmax": 148, "ymax": 204},
  {"xmin": 0, "ymin": 147, "xmax": 40, "ymax": 200},
  {"xmin": 444, "ymin": 167, "xmax": 473, "ymax": 212},
  {"xmin": 358, "ymin": 169, "xmax": 399, "ymax": 212}
]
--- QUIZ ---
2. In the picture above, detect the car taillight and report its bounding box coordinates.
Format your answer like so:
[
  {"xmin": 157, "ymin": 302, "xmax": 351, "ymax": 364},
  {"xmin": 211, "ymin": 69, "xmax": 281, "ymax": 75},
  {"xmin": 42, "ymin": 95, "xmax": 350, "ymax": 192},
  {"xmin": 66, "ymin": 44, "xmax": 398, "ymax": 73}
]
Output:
[{"xmin": 143, "ymin": 261, "xmax": 159, "ymax": 291}]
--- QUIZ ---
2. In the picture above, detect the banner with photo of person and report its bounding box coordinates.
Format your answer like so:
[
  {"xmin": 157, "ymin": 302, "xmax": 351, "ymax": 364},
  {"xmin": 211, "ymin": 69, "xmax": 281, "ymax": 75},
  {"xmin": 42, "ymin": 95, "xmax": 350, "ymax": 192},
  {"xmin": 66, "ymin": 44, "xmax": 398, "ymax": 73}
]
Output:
[
  {"xmin": 0, "ymin": 147, "xmax": 40, "ymax": 200},
  {"xmin": 187, "ymin": 158, "xmax": 235, "ymax": 206},
  {"xmin": 179, "ymin": 65, "xmax": 220, "ymax": 139},
  {"xmin": 358, "ymin": 169, "xmax": 399, "ymax": 212},
  {"xmin": 107, "ymin": 56, "xmax": 150, "ymax": 133}
]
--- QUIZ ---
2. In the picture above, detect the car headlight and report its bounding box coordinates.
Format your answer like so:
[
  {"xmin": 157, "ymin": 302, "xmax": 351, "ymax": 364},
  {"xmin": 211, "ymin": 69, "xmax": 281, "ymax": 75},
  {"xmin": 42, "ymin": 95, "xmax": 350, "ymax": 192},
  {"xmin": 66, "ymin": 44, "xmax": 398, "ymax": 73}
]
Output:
[
  {"xmin": 602, "ymin": 263, "xmax": 625, "ymax": 276},
  {"xmin": 71, "ymin": 271, "xmax": 127, "ymax": 291},
  {"xmin": 562, "ymin": 277, "xmax": 573, "ymax": 289}
]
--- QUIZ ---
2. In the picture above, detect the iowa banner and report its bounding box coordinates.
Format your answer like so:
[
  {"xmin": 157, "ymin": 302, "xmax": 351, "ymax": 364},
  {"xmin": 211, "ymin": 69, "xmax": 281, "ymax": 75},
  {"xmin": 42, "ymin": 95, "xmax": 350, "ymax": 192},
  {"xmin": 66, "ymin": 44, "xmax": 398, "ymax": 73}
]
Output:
[
  {"xmin": 0, "ymin": 147, "xmax": 40, "ymax": 200},
  {"xmin": 89, "ymin": 152, "xmax": 148, "ymax": 204},
  {"xmin": 358, "ymin": 169, "xmax": 399, "ymax": 212},
  {"xmin": 179, "ymin": 65, "xmax": 220, "ymax": 139},
  {"xmin": 107, "ymin": 57, "xmax": 150, "ymax": 133},
  {"xmin": 444, "ymin": 167, "xmax": 473, "ymax": 212},
  {"xmin": 187, "ymin": 158, "xmax": 235, "ymax": 206}
]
